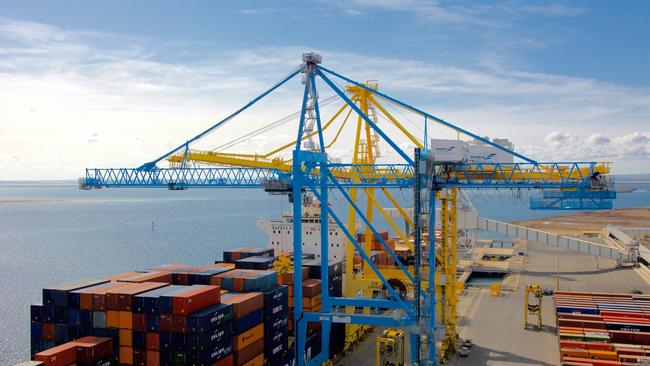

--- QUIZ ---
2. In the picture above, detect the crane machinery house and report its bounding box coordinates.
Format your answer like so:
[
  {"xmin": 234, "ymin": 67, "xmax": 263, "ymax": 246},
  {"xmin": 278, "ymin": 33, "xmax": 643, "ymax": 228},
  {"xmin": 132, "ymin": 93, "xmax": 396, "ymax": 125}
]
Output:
[{"xmin": 430, "ymin": 138, "xmax": 514, "ymax": 164}]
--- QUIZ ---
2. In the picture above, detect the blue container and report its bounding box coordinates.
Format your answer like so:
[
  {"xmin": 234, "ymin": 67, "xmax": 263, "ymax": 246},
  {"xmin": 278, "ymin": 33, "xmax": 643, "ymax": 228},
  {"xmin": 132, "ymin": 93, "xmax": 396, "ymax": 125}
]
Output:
[
  {"xmin": 159, "ymin": 286, "xmax": 203, "ymax": 314},
  {"xmin": 302, "ymin": 259, "xmax": 343, "ymax": 280},
  {"xmin": 41, "ymin": 340, "xmax": 55, "ymax": 350},
  {"xmin": 93, "ymin": 311, "xmax": 107, "ymax": 328},
  {"xmin": 30, "ymin": 305, "xmax": 44, "ymax": 322},
  {"xmin": 67, "ymin": 309, "xmax": 80, "ymax": 327},
  {"xmin": 265, "ymin": 333, "xmax": 288, "ymax": 361},
  {"xmin": 187, "ymin": 322, "xmax": 233, "ymax": 352},
  {"xmin": 30, "ymin": 321, "xmax": 43, "ymax": 339},
  {"xmin": 80, "ymin": 310, "xmax": 93, "ymax": 329},
  {"xmin": 235, "ymin": 256, "xmax": 276, "ymax": 270},
  {"xmin": 264, "ymin": 286, "xmax": 288, "ymax": 317},
  {"xmin": 146, "ymin": 313, "xmax": 159, "ymax": 332},
  {"xmin": 160, "ymin": 350, "xmax": 173, "ymax": 365},
  {"xmin": 186, "ymin": 303, "xmax": 232, "ymax": 334},
  {"xmin": 265, "ymin": 329, "xmax": 288, "ymax": 350},
  {"xmin": 264, "ymin": 315, "xmax": 288, "ymax": 337},
  {"xmin": 186, "ymin": 338, "xmax": 232, "ymax": 366},
  {"xmin": 160, "ymin": 332, "xmax": 172, "ymax": 352},
  {"xmin": 234, "ymin": 309, "xmax": 263, "ymax": 334},
  {"xmin": 243, "ymin": 271, "xmax": 278, "ymax": 292},
  {"xmin": 133, "ymin": 331, "xmax": 146, "ymax": 349},
  {"xmin": 67, "ymin": 325, "xmax": 81, "ymax": 340},
  {"xmin": 188, "ymin": 267, "xmax": 233, "ymax": 286},
  {"xmin": 54, "ymin": 307, "xmax": 67, "ymax": 324},
  {"xmin": 43, "ymin": 279, "xmax": 109, "ymax": 307},
  {"xmin": 30, "ymin": 338, "xmax": 43, "ymax": 356},
  {"xmin": 134, "ymin": 285, "xmax": 186, "ymax": 314},
  {"xmin": 54, "ymin": 324, "xmax": 69, "ymax": 343},
  {"xmin": 305, "ymin": 332, "xmax": 322, "ymax": 362},
  {"xmin": 42, "ymin": 306, "xmax": 55, "ymax": 323}
]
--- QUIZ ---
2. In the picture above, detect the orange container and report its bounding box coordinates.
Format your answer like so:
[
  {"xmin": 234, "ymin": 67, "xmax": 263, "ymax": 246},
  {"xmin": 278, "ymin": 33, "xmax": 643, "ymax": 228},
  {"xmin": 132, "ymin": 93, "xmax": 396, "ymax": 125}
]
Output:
[
  {"xmin": 242, "ymin": 353, "xmax": 264, "ymax": 366},
  {"xmin": 106, "ymin": 310, "xmax": 120, "ymax": 329},
  {"xmin": 221, "ymin": 292, "xmax": 263, "ymax": 319},
  {"xmin": 172, "ymin": 285, "xmax": 220, "ymax": 315},
  {"xmin": 119, "ymin": 346, "xmax": 133, "ymax": 365},
  {"xmin": 119, "ymin": 311, "xmax": 133, "ymax": 329},
  {"xmin": 303, "ymin": 295, "xmax": 321, "ymax": 308},
  {"xmin": 234, "ymin": 323, "xmax": 264, "ymax": 351},
  {"xmin": 34, "ymin": 342, "xmax": 77, "ymax": 366},
  {"xmin": 119, "ymin": 329, "xmax": 133, "ymax": 347}
]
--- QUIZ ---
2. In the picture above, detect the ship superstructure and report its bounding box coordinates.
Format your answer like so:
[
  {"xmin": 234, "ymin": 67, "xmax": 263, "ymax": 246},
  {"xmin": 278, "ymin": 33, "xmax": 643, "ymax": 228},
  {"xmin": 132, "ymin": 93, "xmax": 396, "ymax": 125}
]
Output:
[{"xmin": 258, "ymin": 195, "xmax": 345, "ymax": 261}]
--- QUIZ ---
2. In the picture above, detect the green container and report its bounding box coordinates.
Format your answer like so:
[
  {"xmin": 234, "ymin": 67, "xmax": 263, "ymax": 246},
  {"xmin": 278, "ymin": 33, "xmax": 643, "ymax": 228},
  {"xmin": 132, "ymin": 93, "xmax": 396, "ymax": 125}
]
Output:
[{"xmin": 173, "ymin": 351, "xmax": 186, "ymax": 366}]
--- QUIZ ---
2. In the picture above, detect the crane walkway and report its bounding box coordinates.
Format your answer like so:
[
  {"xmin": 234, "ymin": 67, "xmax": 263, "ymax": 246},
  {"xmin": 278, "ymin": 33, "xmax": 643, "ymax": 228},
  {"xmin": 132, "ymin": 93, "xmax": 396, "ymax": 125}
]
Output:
[{"xmin": 476, "ymin": 217, "xmax": 633, "ymax": 262}]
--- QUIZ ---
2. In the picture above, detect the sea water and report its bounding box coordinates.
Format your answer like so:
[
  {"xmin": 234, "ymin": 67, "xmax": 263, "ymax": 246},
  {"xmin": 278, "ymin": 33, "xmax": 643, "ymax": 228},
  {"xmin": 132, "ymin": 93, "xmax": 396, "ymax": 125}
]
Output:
[{"xmin": 1, "ymin": 178, "xmax": 649, "ymax": 364}]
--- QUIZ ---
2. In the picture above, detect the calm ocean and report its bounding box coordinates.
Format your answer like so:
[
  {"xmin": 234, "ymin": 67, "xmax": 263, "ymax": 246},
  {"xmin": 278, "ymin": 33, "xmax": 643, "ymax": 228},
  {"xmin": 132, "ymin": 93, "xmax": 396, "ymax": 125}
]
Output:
[{"xmin": 1, "ymin": 177, "xmax": 649, "ymax": 364}]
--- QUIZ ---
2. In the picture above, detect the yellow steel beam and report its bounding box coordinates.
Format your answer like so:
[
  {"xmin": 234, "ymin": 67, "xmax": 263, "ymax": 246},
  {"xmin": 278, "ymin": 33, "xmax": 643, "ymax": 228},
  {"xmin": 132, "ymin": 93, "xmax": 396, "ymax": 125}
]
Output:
[
  {"xmin": 365, "ymin": 189, "xmax": 412, "ymax": 253},
  {"xmin": 368, "ymin": 95, "xmax": 423, "ymax": 149},
  {"xmin": 381, "ymin": 188, "xmax": 415, "ymax": 228},
  {"xmin": 263, "ymin": 102, "xmax": 350, "ymax": 158},
  {"xmin": 325, "ymin": 106, "xmax": 354, "ymax": 149}
]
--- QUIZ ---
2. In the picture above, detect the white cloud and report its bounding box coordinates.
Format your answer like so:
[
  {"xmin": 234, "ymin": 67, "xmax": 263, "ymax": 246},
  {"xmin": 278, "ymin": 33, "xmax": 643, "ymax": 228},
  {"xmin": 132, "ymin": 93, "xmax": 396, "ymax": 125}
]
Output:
[{"xmin": 0, "ymin": 17, "xmax": 649, "ymax": 179}]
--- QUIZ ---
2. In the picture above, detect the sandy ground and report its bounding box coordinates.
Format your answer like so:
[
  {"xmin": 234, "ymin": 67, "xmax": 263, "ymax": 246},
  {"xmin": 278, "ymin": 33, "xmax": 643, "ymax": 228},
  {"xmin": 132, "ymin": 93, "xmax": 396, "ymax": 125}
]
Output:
[{"xmin": 514, "ymin": 207, "xmax": 650, "ymax": 237}]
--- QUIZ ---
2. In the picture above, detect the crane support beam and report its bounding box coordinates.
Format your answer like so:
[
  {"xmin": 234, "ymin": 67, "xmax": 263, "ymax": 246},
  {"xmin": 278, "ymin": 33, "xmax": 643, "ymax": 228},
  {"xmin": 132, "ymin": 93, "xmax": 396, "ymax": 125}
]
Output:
[
  {"xmin": 318, "ymin": 65, "xmax": 537, "ymax": 164},
  {"xmin": 140, "ymin": 67, "xmax": 301, "ymax": 169}
]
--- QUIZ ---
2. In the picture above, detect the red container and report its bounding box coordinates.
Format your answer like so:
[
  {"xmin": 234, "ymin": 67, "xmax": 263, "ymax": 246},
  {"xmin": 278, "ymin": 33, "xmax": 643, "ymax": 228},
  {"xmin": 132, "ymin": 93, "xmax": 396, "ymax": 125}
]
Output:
[
  {"xmin": 213, "ymin": 354, "xmax": 233, "ymax": 366},
  {"xmin": 159, "ymin": 314, "xmax": 173, "ymax": 332},
  {"xmin": 133, "ymin": 314, "xmax": 147, "ymax": 332},
  {"xmin": 74, "ymin": 336, "xmax": 113, "ymax": 364},
  {"xmin": 146, "ymin": 350, "xmax": 160, "ymax": 366},
  {"xmin": 146, "ymin": 333, "xmax": 160, "ymax": 351},
  {"xmin": 171, "ymin": 285, "xmax": 220, "ymax": 315},
  {"xmin": 172, "ymin": 315, "xmax": 186, "ymax": 332},
  {"xmin": 92, "ymin": 282, "xmax": 133, "ymax": 311},
  {"xmin": 34, "ymin": 342, "xmax": 77, "ymax": 366},
  {"xmin": 42, "ymin": 323, "xmax": 55, "ymax": 341}
]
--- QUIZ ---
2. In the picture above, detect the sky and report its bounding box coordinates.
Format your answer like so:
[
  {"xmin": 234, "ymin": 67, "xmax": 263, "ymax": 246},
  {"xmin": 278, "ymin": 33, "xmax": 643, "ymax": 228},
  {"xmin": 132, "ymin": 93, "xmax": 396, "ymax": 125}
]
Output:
[{"xmin": 1, "ymin": 0, "xmax": 649, "ymax": 179}]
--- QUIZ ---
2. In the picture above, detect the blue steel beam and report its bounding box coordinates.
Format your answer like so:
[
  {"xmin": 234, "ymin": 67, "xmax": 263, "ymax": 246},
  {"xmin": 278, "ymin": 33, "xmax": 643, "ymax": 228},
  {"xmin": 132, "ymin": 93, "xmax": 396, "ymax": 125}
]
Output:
[
  {"xmin": 318, "ymin": 65, "xmax": 537, "ymax": 165},
  {"xmin": 316, "ymin": 68, "xmax": 415, "ymax": 166},
  {"xmin": 327, "ymin": 172, "xmax": 417, "ymax": 286},
  {"xmin": 306, "ymin": 183, "xmax": 414, "ymax": 316},
  {"xmin": 139, "ymin": 67, "xmax": 301, "ymax": 170}
]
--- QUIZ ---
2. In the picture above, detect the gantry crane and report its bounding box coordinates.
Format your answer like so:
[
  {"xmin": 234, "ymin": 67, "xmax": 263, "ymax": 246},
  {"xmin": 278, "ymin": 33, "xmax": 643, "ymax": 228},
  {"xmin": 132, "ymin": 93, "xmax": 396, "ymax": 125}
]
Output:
[{"xmin": 83, "ymin": 52, "xmax": 617, "ymax": 366}]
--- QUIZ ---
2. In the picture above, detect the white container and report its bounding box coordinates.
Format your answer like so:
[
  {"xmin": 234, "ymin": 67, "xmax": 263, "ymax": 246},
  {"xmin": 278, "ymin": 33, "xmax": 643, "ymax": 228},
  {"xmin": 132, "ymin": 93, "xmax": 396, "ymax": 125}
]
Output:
[
  {"xmin": 429, "ymin": 139, "xmax": 469, "ymax": 163},
  {"xmin": 467, "ymin": 144, "xmax": 514, "ymax": 164}
]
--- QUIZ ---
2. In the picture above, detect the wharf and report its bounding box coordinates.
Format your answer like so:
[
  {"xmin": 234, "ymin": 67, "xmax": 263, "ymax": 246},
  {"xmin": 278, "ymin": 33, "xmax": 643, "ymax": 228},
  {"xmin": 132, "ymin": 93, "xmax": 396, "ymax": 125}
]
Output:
[{"xmin": 337, "ymin": 237, "xmax": 650, "ymax": 366}]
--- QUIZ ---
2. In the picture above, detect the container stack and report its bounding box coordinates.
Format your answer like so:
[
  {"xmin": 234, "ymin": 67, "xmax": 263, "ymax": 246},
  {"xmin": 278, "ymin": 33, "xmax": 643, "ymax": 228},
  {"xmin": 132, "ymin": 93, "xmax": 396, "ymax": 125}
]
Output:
[
  {"xmin": 32, "ymin": 336, "xmax": 113, "ymax": 366},
  {"xmin": 221, "ymin": 293, "xmax": 265, "ymax": 366},
  {"xmin": 26, "ymin": 247, "xmax": 327, "ymax": 366},
  {"xmin": 223, "ymin": 248, "xmax": 274, "ymax": 263},
  {"xmin": 556, "ymin": 291, "xmax": 650, "ymax": 365},
  {"xmin": 262, "ymin": 286, "xmax": 290, "ymax": 365},
  {"xmin": 29, "ymin": 272, "xmax": 236, "ymax": 366}
]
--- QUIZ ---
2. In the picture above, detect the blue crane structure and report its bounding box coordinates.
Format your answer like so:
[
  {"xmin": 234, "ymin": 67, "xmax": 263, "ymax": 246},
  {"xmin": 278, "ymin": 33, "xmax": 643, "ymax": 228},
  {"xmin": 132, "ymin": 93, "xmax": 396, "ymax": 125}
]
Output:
[{"xmin": 83, "ymin": 53, "xmax": 616, "ymax": 365}]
